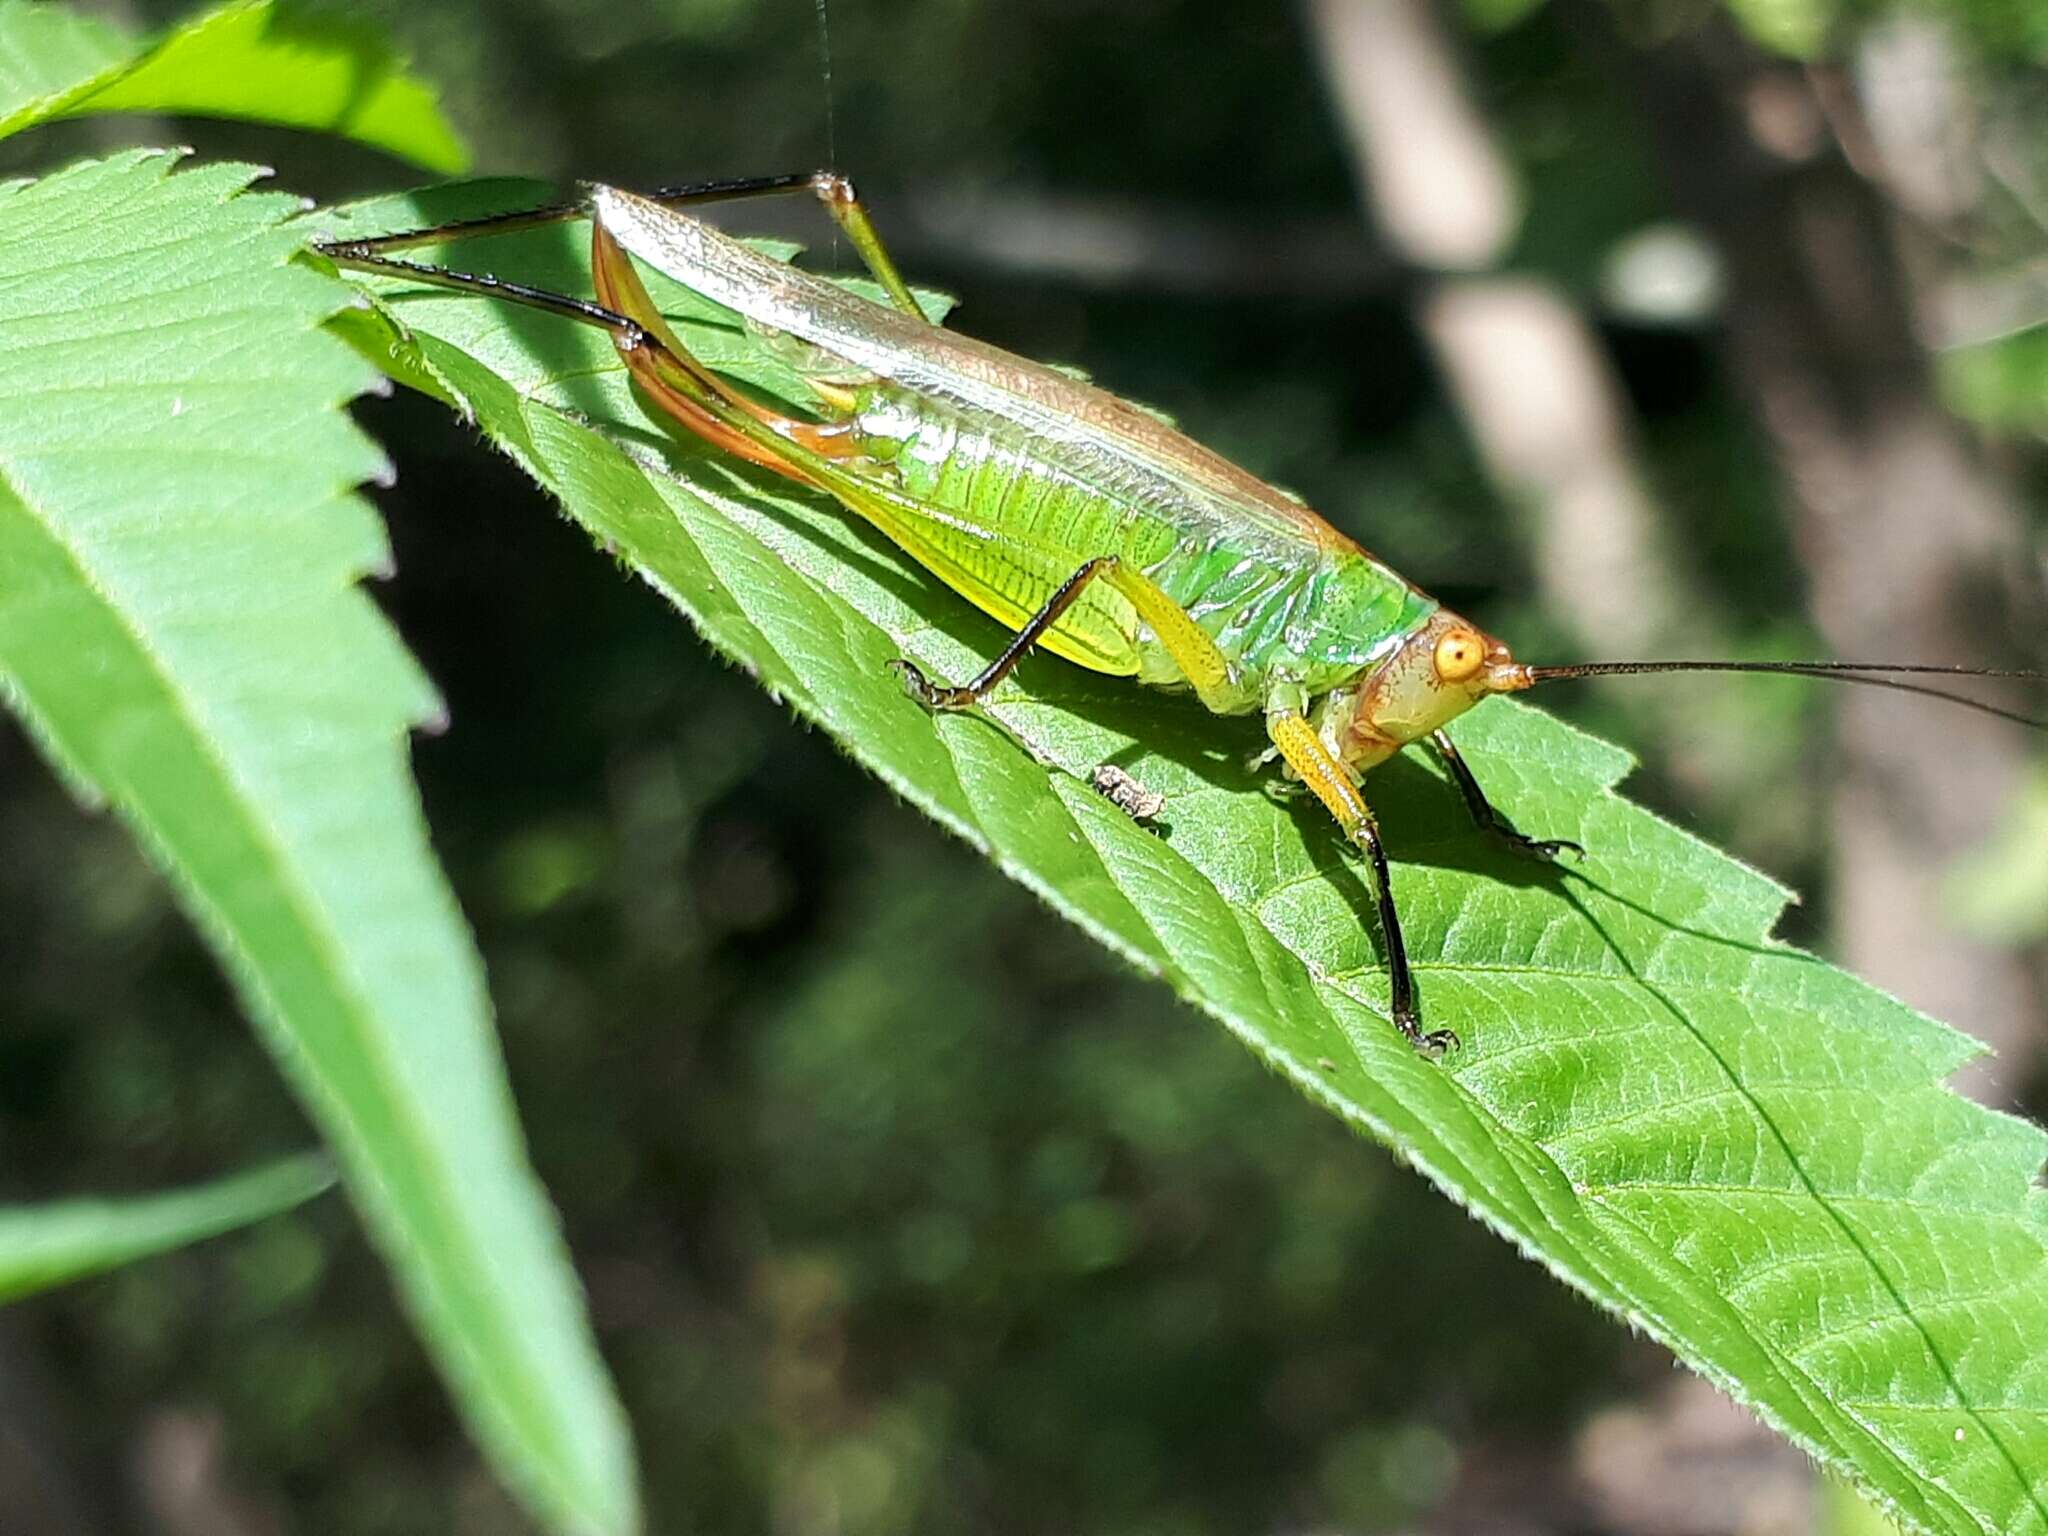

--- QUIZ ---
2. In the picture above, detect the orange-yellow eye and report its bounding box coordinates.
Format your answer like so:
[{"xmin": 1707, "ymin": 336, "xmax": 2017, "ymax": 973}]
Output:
[{"xmin": 1434, "ymin": 627, "xmax": 1486, "ymax": 684}]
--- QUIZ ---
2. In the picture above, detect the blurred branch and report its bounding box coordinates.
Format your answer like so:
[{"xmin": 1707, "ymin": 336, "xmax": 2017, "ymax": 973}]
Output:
[
  {"xmin": 1304, "ymin": 0, "xmax": 1705, "ymax": 676},
  {"xmin": 891, "ymin": 186, "xmax": 1400, "ymax": 298},
  {"xmin": 1306, "ymin": 0, "xmax": 1520, "ymax": 268},
  {"xmin": 1421, "ymin": 278, "xmax": 1680, "ymax": 657},
  {"xmin": 1843, "ymin": 14, "xmax": 1979, "ymax": 227},
  {"xmin": 1934, "ymin": 261, "xmax": 2048, "ymax": 348},
  {"xmin": 1565, "ymin": 1, "xmax": 2045, "ymax": 1097},
  {"xmin": 133, "ymin": 1408, "xmax": 284, "ymax": 1536},
  {"xmin": 1575, "ymin": 1375, "xmax": 1815, "ymax": 1536}
]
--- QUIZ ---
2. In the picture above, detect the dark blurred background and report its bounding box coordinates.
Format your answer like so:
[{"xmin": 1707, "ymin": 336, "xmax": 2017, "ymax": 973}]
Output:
[{"xmin": 2, "ymin": 0, "xmax": 2044, "ymax": 1531}]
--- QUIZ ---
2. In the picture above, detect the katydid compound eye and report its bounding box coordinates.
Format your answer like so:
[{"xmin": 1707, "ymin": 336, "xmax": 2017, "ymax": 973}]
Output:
[{"xmin": 1434, "ymin": 628, "xmax": 1485, "ymax": 684}]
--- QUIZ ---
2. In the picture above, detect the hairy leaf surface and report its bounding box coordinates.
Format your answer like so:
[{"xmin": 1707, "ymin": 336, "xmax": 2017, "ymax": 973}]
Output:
[
  {"xmin": 325, "ymin": 183, "xmax": 2048, "ymax": 1536},
  {"xmin": 0, "ymin": 156, "xmax": 630, "ymax": 1536}
]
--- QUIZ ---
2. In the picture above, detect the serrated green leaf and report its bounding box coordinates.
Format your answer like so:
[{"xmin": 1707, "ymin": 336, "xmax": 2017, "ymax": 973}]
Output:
[
  {"xmin": 0, "ymin": 0, "xmax": 468, "ymax": 172},
  {"xmin": 0, "ymin": 155, "xmax": 629, "ymax": 1536},
  {"xmin": 327, "ymin": 183, "xmax": 2048, "ymax": 1536},
  {"xmin": 0, "ymin": 1153, "xmax": 333, "ymax": 1303}
]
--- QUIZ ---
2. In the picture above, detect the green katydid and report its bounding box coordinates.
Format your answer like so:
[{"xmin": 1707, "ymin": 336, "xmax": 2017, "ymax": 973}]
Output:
[{"xmin": 316, "ymin": 172, "xmax": 2046, "ymax": 1053}]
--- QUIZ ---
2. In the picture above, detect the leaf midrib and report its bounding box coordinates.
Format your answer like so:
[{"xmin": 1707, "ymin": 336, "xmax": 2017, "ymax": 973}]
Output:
[
  {"xmin": 760, "ymin": 423, "xmax": 2042, "ymax": 1530},
  {"xmin": 397, "ymin": 256, "xmax": 2048, "ymax": 1535},
  {"xmin": 0, "ymin": 405, "xmax": 584, "ymax": 1518},
  {"xmin": 1588, "ymin": 972, "xmax": 2039, "ymax": 1527}
]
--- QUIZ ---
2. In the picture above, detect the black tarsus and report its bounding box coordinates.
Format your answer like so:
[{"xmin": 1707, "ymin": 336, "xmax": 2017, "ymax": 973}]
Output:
[
  {"xmin": 1429, "ymin": 730, "xmax": 1584, "ymax": 862},
  {"xmin": 1349, "ymin": 806, "xmax": 1456, "ymax": 1055},
  {"xmin": 889, "ymin": 557, "xmax": 1116, "ymax": 708}
]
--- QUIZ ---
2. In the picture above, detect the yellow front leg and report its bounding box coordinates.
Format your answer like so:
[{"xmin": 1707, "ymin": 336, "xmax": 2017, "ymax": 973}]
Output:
[{"xmin": 1265, "ymin": 711, "xmax": 1453, "ymax": 1054}]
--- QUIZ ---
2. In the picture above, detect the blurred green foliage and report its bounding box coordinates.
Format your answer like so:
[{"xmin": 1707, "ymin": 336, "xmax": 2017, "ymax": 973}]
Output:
[
  {"xmin": 1945, "ymin": 325, "xmax": 2048, "ymax": 438},
  {"xmin": 1948, "ymin": 766, "xmax": 2048, "ymax": 942},
  {"xmin": 1, "ymin": 0, "xmax": 2042, "ymax": 1532}
]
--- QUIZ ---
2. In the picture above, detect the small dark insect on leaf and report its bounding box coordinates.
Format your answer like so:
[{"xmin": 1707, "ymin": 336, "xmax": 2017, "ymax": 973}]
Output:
[{"xmin": 1090, "ymin": 763, "xmax": 1167, "ymax": 826}]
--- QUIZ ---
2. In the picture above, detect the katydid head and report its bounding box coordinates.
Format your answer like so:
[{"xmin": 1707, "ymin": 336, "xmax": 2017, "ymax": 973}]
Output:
[
  {"xmin": 1351, "ymin": 611, "xmax": 2046, "ymax": 758},
  {"xmin": 1354, "ymin": 610, "xmax": 1533, "ymax": 749}
]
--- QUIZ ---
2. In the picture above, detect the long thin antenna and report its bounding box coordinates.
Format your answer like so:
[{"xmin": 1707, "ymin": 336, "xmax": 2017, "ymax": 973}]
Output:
[
  {"xmin": 1527, "ymin": 659, "xmax": 2048, "ymax": 729},
  {"xmin": 814, "ymin": 0, "xmax": 839, "ymax": 266}
]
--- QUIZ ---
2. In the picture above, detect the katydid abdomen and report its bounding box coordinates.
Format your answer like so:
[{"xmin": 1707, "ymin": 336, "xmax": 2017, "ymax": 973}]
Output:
[{"xmin": 844, "ymin": 384, "xmax": 1439, "ymax": 704}]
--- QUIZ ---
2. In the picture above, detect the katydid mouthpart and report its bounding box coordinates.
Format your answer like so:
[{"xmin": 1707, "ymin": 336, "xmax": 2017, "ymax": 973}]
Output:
[{"xmin": 315, "ymin": 172, "xmax": 2046, "ymax": 1055}]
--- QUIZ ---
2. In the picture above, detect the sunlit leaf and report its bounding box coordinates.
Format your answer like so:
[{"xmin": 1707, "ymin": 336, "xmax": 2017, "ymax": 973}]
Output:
[
  {"xmin": 0, "ymin": 154, "xmax": 629, "ymax": 1536},
  {"xmin": 327, "ymin": 182, "xmax": 2048, "ymax": 1536},
  {"xmin": 0, "ymin": 0, "xmax": 468, "ymax": 171},
  {"xmin": 0, "ymin": 1153, "xmax": 333, "ymax": 1303}
]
